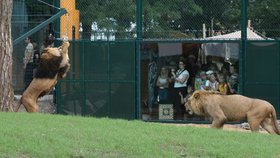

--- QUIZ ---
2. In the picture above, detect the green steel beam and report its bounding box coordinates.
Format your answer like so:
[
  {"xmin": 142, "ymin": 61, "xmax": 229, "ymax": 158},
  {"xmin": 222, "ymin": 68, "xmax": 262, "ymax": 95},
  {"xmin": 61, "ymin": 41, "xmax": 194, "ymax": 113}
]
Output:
[
  {"xmin": 241, "ymin": 0, "xmax": 247, "ymax": 41},
  {"xmin": 136, "ymin": 0, "xmax": 142, "ymax": 39},
  {"xmin": 136, "ymin": 0, "xmax": 142, "ymax": 119},
  {"xmin": 54, "ymin": 0, "xmax": 61, "ymax": 42},
  {"xmin": 240, "ymin": 0, "xmax": 247, "ymax": 95},
  {"xmin": 13, "ymin": 8, "xmax": 67, "ymax": 45}
]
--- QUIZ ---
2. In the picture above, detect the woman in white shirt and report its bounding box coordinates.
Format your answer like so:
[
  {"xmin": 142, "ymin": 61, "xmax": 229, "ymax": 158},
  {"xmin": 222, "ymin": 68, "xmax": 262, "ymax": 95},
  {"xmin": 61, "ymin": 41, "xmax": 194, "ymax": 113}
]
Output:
[
  {"xmin": 23, "ymin": 37, "xmax": 34, "ymax": 89},
  {"xmin": 156, "ymin": 66, "xmax": 170, "ymax": 102},
  {"xmin": 171, "ymin": 60, "xmax": 189, "ymax": 120},
  {"xmin": 23, "ymin": 37, "xmax": 34, "ymax": 69}
]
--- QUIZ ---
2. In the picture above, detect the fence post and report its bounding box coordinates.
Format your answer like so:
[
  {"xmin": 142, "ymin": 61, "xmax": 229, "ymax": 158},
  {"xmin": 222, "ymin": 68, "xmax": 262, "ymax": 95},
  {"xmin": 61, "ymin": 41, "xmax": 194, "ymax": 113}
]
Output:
[
  {"xmin": 240, "ymin": 0, "xmax": 247, "ymax": 95},
  {"xmin": 136, "ymin": 0, "xmax": 142, "ymax": 119}
]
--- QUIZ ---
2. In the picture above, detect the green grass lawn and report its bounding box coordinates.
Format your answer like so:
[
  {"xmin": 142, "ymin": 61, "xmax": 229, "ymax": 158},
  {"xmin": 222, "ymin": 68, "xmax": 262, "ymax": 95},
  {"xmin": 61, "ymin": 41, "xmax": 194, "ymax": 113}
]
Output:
[{"xmin": 0, "ymin": 112, "xmax": 280, "ymax": 158}]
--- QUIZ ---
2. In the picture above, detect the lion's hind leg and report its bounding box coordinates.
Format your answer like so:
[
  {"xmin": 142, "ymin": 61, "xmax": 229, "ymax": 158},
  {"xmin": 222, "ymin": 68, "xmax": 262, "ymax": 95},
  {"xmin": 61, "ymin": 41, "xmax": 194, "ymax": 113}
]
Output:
[
  {"xmin": 261, "ymin": 115, "xmax": 280, "ymax": 135},
  {"xmin": 247, "ymin": 119, "xmax": 261, "ymax": 133},
  {"xmin": 21, "ymin": 96, "xmax": 39, "ymax": 112}
]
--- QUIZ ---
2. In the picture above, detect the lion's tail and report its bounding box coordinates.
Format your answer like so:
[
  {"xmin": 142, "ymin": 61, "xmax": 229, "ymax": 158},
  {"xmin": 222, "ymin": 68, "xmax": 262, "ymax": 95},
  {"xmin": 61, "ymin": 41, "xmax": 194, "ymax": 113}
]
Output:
[{"xmin": 272, "ymin": 109, "xmax": 280, "ymax": 135}]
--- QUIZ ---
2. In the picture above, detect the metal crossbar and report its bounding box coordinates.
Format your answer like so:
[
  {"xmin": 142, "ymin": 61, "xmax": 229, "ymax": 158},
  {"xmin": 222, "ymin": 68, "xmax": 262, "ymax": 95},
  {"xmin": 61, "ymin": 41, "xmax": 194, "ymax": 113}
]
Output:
[{"xmin": 13, "ymin": 8, "xmax": 67, "ymax": 45}]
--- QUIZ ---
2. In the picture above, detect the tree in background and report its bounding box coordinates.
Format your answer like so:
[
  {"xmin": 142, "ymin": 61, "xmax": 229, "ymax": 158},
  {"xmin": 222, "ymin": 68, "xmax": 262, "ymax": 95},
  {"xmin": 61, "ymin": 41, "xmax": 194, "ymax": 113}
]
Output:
[
  {"xmin": 77, "ymin": 0, "xmax": 136, "ymax": 39},
  {"xmin": 248, "ymin": 0, "xmax": 280, "ymax": 38},
  {"xmin": 76, "ymin": 0, "xmax": 202, "ymax": 39},
  {"xmin": 187, "ymin": 0, "xmax": 241, "ymax": 37},
  {"xmin": 142, "ymin": 0, "xmax": 202, "ymax": 38},
  {"xmin": 0, "ymin": 0, "xmax": 14, "ymax": 111},
  {"xmin": 76, "ymin": 0, "xmax": 280, "ymax": 39}
]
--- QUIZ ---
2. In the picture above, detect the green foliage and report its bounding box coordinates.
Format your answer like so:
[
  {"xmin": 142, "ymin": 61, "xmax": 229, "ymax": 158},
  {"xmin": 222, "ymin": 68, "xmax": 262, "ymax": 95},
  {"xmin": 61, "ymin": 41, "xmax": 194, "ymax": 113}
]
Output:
[
  {"xmin": 75, "ymin": 0, "xmax": 280, "ymax": 39},
  {"xmin": 21, "ymin": 0, "xmax": 280, "ymax": 39},
  {"xmin": 76, "ymin": 0, "xmax": 136, "ymax": 39},
  {"xmin": 142, "ymin": 0, "xmax": 203, "ymax": 38},
  {"xmin": 248, "ymin": 0, "xmax": 280, "ymax": 37},
  {"xmin": 1, "ymin": 112, "xmax": 280, "ymax": 158}
]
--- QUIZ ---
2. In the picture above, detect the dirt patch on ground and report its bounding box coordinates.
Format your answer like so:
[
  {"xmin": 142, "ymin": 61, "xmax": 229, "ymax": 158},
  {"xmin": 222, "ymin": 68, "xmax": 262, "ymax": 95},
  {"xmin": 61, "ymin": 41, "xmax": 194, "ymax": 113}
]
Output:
[
  {"xmin": 165, "ymin": 123, "xmax": 269, "ymax": 134},
  {"xmin": 14, "ymin": 95, "xmax": 55, "ymax": 113}
]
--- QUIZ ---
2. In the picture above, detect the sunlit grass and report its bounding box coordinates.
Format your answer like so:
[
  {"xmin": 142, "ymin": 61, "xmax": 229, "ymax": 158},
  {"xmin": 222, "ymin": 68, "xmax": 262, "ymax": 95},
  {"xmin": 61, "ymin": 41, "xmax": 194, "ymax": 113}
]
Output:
[{"xmin": 0, "ymin": 112, "xmax": 279, "ymax": 158}]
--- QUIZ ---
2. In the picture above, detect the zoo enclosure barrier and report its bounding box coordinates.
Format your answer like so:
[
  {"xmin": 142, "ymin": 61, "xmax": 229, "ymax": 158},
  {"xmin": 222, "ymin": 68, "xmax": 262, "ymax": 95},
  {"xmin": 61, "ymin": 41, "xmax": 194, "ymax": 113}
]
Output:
[{"xmin": 11, "ymin": 0, "xmax": 280, "ymax": 120}]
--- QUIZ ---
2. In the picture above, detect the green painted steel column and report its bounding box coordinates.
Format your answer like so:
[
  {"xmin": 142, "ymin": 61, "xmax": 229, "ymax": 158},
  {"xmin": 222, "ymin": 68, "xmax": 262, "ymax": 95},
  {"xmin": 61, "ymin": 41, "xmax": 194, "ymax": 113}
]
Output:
[
  {"xmin": 54, "ymin": 0, "xmax": 61, "ymax": 39},
  {"xmin": 240, "ymin": 0, "xmax": 247, "ymax": 95},
  {"xmin": 108, "ymin": 42, "xmax": 112, "ymax": 117},
  {"xmin": 136, "ymin": 0, "xmax": 142, "ymax": 119},
  {"xmin": 137, "ymin": 0, "xmax": 142, "ymax": 39},
  {"xmin": 56, "ymin": 81, "xmax": 61, "ymax": 114}
]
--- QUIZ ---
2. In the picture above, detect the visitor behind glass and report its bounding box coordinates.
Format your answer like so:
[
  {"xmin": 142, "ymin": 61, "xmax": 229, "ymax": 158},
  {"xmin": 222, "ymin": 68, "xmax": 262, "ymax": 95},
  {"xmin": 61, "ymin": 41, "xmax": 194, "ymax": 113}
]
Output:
[
  {"xmin": 156, "ymin": 66, "xmax": 170, "ymax": 103},
  {"xmin": 171, "ymin": 60, "xmax": 189, "ymax": 120}
]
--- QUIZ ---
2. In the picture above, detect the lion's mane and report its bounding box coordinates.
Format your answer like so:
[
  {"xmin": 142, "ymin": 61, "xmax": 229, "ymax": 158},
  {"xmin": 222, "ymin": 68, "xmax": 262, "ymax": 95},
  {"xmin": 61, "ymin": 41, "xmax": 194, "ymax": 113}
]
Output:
[
  {"xmin": 186, "ymin": 90, "xmax": 280, "ymax": 135},
  {"xmin": 187, "ymin": 90, "xmax": 224, "ymax": 116},
  {"xmin": 16, "ymin": 40, "xmax": 70, "ymax": 112}
]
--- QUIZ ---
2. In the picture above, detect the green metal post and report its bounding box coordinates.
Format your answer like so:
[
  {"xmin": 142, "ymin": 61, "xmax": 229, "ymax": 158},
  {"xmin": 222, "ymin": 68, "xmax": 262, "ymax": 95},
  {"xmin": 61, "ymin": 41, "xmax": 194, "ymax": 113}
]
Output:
[
  {"xmin": 108, "ymin": 42, "xmax": 111, "ymax": 117},
  {"xmin": 240, "ymin": 0, "xmax": 247, "ymax": 95},
  {"xmin": 13, "ymin": 8, "xmax": 67, "ymax": 45},
  {"xmin": 54, "ymin": 0, "xmax": 61, "ymax": 39},
  {"xmin": 56, "ymin": 81, "xmax": 61, "ymax": 114},
  {"xmin": 136, "ymin": 0, "xmax": 142, "ymax": 119},
  {"xmin": 137, "ymin": 0, "xmax": 142, "ymax": 39},
  {"xmin": 82, "ymin": 41, "xmax": 86, "ymax": 116}
]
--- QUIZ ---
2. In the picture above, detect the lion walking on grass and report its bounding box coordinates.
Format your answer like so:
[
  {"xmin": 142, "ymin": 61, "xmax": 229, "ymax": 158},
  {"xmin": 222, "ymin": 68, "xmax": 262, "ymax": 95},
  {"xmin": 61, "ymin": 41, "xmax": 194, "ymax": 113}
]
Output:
[
  {"xmin": 186, "ymin": 90, "xmax": 280, "ymax": 135},
  {"xmin": 15, "ymin": 38, "xmax": 70, "ymax": 112}
]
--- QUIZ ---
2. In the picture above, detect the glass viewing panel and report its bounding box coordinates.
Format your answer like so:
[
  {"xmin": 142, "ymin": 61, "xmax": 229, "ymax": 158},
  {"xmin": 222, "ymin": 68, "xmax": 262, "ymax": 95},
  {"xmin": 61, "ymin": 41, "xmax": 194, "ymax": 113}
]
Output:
[{"xmin": 140, "ymin": 42, "xmax": 239, "ymax": 121}]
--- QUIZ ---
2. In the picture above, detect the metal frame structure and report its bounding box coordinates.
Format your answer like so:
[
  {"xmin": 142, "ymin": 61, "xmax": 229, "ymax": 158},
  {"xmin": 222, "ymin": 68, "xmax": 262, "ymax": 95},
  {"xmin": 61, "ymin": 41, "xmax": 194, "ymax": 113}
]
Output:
[{"xmin": 13, "ymin": 0, "xmax": 280, "ymax": 120}]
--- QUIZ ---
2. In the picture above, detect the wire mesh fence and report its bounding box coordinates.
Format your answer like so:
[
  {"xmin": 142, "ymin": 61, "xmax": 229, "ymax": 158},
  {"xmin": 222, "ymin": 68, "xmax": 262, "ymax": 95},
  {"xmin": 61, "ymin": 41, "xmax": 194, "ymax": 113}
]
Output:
[
  {"xmin": 141, "ymin": 0, "xmax": 242, "ymax": 39},
  {"xmin": 74, "ymin": 0, "xmax": 280, "ymax": 40},
  {"xmin": 12, "ymin": 0, "xmax": 58, "ymax": 92},
  {"xmin": 11, "ymin": 0, "xmax": 280, "ymax": 91},
  {"xmin": 12, "ymin": 0, "xmax": 280, "ymax": 43},
  {"xmin": 75, "ymin": 0, "xmax": 243, "ymax": 40},
  {"xmin": 248, "ymin": 0, "xmax": 280, "ymax": 39},
  {"xmin": 11, "ymin": 0, "xmax": 280, "ymax": 118},
  {"xmin": 12, "ymin": 0, "xmax": 58, "ymax": 42},
  {"xmin": 76, "ymin": 0, "xmax": 137, "ymax": 40}
]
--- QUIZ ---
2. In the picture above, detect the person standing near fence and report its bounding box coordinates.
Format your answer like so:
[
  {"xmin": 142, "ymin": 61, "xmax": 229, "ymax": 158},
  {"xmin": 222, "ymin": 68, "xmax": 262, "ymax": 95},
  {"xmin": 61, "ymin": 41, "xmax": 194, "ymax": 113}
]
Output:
[
  {"xmin": 23, "ymin": 37, "xmax": 34, "ymax": 89},
  {"xmin": 156, "ymin": 66, "xmax": 170, "ymax": 103},
  {"xmin": 40, "ymin": 33, "xmax": 55, "ymax": 53},
  {"xmin": 171, "ymin": 60, "xmax": 189, "ymax": 120}
]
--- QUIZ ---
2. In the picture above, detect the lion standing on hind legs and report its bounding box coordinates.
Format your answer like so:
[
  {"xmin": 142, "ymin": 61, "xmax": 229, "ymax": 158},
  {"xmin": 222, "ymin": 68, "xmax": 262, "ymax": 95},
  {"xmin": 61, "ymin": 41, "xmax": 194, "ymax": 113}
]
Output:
[
  {"xmin": 186, "ymin": 90, "xmax": 280, "ymax": 135},
  {"xmin": 15, "ymin": 37, "xmax": 70, "ymax": 112}
]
